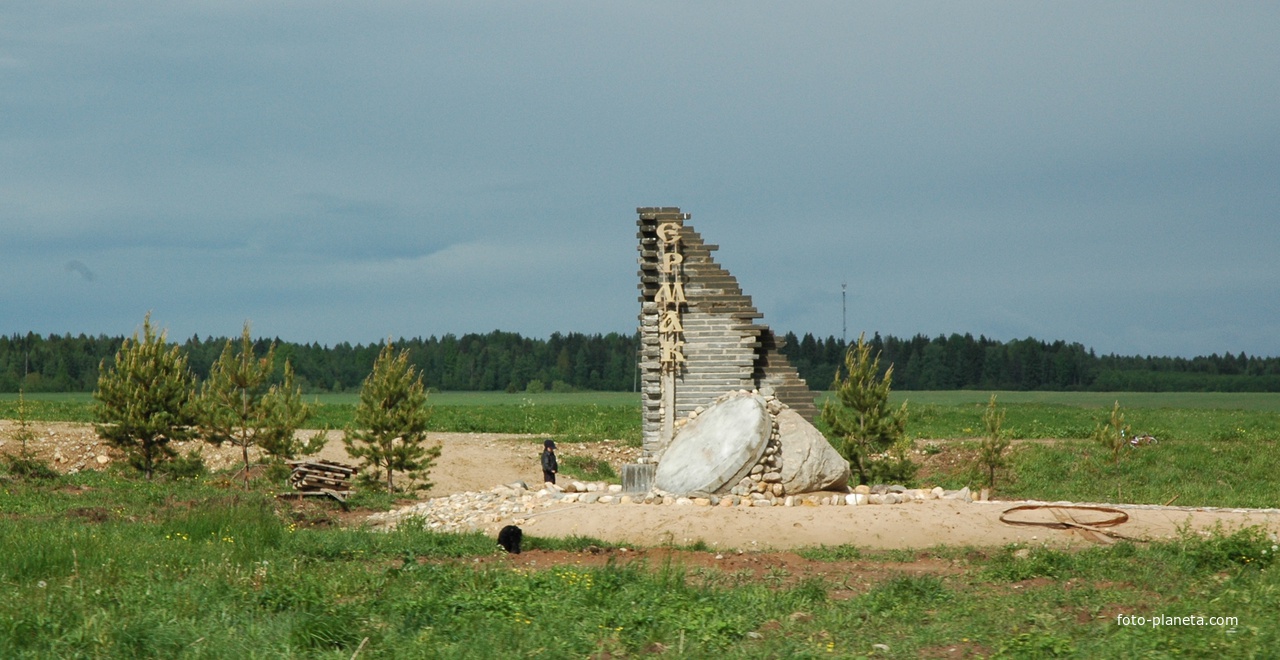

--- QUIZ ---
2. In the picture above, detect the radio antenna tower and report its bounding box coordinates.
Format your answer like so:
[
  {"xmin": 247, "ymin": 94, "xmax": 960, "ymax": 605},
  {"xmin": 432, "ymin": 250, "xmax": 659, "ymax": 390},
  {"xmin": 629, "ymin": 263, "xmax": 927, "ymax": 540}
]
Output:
[{"xmin": 841, "ymin": 281, "xmax": 847, "ymax": 346}]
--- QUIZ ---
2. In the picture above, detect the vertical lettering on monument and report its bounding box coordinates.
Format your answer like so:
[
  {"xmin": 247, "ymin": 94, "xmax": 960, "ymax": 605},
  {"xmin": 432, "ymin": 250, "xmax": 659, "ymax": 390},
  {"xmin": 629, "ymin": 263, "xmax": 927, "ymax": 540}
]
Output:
[{"xmin": 657, "ymin": 221, "xmax": 685, "ymax": 443}]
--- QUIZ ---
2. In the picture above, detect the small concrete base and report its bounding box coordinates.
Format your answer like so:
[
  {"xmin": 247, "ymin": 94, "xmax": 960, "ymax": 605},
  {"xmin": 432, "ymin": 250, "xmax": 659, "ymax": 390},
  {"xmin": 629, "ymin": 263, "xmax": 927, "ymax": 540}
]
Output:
[{"xmin": 621, "ymin": 463, "xmax": 656, "ymax": 494}]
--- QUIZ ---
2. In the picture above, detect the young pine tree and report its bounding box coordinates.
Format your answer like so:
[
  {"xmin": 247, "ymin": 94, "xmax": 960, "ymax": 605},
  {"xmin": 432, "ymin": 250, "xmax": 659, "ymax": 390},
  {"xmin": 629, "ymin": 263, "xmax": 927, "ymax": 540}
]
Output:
[
  {"xmin": 199, "ymin": 323, "xmax": 322, "ymax": 487},
  {"xmin": 344, "ymin": 343, "xmax": 440, "ymax": 493},
  {"xmin": 3, "ymin": 389, "xmax": 58, "ymax": 479},
  {"xmin": 1093, "ymin": 400, "xmax": 1131, "ymax": 463},
  {"xmin": 258, "ymin": 361, "xmax": 326, "ymax": 461},
  {"xmin": 821, "ymin": 333, "xmax": 911, "ymax": 485},
  {"xmin": 12, "ymin": 388, "xmax": 36, "ymax": 454},
  {"xmin": 94, "ymin": 313, "xmax": 198, "ymax": 480},
  {"xmin": 977, "ymin": 394, "xmax": 1011, "ymax": 489}
]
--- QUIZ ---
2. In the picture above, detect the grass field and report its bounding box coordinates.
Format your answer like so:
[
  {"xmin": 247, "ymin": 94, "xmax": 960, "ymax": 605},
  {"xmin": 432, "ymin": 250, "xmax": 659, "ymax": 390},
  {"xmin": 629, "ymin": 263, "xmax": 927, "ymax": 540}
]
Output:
[
  {"xmin": 6, "ymin": 390, "xmax": 1280, "ymax": 452},
  {"xmin": 1, "ymin": 471, "xmax": 1277, "ymax": 657},
  {"xmin": 882, "ymin": 390, "xmax": 1280, "ymax": 412},
  {"xmin": 0, "ymin": 391, "xmax": 642, "ymax": 443},
  {"xmin": 5, "ymin": 391, "xmax": 1280, "ymax": 655}
]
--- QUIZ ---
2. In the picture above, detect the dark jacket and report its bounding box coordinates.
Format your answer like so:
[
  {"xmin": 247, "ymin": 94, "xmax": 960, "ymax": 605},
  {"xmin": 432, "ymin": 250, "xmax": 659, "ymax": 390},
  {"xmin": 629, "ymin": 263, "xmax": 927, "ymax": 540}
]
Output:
[{"xmin": 540, "ymin": 449, "xmax": 558, "ymax": 473}]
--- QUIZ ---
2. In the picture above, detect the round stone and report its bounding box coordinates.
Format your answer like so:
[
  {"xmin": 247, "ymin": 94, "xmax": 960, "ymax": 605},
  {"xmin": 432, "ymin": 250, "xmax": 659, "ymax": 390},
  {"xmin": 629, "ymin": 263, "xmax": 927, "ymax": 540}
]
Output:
[{"xmin": 654, "ymin": 394, "xmax": 771, "ymax": 495}]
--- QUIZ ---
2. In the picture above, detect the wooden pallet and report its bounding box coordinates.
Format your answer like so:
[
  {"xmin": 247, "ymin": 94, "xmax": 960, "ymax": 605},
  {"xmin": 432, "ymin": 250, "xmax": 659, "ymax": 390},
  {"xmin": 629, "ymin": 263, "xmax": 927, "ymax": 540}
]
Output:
[{"xmin": 278, "ymin": 459, "xmax": 357, "ymax": 509}]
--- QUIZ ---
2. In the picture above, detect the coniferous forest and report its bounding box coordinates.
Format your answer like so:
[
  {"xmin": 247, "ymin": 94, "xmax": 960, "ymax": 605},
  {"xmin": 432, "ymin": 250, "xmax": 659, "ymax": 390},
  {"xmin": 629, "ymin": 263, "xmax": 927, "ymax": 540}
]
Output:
[{"xmin": 1, "ymin": 330, "xmax": 1278, "ymax": 394}]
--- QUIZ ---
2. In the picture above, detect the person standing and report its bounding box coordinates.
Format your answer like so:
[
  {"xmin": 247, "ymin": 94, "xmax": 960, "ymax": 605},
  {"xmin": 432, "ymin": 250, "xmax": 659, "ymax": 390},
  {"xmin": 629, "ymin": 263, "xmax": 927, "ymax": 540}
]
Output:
[{"xmin": 540, "ymin": 439, "xmax": 558, "ymax": 485}]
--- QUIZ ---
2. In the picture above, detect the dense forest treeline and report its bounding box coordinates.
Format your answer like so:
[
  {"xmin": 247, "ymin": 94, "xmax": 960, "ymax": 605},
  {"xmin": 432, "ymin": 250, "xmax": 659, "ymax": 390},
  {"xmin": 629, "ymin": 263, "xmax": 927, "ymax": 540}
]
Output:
[
  {"xmin": 2, "ymin": 330, "xmax": 1279, "ymax": 394},
  {"xmin": 783, "ymin": 332, "xmax": 1280, "ymax": 393},
  {"xmin": 0, "ymin": 331, "xmax": 639, "ymax": 394}
]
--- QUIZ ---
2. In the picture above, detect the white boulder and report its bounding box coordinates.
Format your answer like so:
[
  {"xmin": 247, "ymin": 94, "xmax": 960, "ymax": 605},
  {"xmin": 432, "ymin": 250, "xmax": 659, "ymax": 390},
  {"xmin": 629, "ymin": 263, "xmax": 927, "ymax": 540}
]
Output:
[{"xmin": 654, "ymin": 393, "xmax": 772, "ymax": 495}]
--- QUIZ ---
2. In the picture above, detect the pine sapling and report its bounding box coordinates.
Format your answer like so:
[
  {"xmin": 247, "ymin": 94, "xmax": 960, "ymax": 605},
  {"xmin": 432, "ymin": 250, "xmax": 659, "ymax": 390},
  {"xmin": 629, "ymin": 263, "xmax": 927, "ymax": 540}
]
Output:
[
  {"xmin": 1093, "ymin": 401, "xmax": 1131, "ymax": 463},
  {"xmin": 821, "ymin": 333, "xmax": 910, "ymax": 485},
  {"xmin": 199, "ymin": 323, "xmax": 323, "ymax": 487},
  {"xmin": 977, "ymin": 394, "xmax": 1010, "ymax": 489},
  {"xmin": 94, "ymin": 313, "xmax": 198, "ymax": 480},
  {"xmin": 344, "ymin": 342, "xmax": 441, "ymax": 493}
]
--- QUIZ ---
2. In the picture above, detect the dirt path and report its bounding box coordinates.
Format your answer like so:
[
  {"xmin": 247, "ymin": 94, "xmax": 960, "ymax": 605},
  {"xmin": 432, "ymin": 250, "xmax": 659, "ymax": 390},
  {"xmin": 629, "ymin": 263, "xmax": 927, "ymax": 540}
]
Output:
[{"xmin": 514, "ymin": 497, "xmax": 1280, "ymax": 551}]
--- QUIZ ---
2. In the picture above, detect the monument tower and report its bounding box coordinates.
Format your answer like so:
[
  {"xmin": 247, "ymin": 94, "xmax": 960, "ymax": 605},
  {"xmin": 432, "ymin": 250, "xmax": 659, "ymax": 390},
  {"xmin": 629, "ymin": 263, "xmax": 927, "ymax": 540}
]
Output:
[{"xmin": 635, "ymin": 207, "xmax": 818, "ymax": 459}]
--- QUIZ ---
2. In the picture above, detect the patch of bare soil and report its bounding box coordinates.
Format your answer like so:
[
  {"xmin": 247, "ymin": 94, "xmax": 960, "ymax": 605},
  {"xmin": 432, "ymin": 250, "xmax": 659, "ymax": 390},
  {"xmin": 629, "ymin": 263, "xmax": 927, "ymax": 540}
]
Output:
[{"xmin": 0, "ymin": 420, "xmax": 260, "ymax": 474}]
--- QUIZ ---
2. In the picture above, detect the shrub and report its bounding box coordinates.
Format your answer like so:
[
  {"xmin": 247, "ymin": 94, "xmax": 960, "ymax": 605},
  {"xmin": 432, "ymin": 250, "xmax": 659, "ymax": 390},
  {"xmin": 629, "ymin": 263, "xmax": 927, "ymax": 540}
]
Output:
[
  {"xmin": 3, "ymin": 454, "xmax": 59, "ymax": 480},
  {"xmin": 156, "ymin": 448, "xmax": 208, "ymax": 481},
  {"xmin": 559, "ymin": 455, "xmax": 618, "ymax": 482},
  {"xmin": 866, "ymin": 436, "xmax": 919, "ymax": 485}
]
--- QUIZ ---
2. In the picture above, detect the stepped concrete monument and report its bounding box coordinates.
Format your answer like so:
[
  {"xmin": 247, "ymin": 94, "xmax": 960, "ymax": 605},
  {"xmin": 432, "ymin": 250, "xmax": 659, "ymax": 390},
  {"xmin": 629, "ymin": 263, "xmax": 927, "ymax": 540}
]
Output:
[{"xmin": 625, "ymin": 207, "xmax": 849, "ymax": 497}]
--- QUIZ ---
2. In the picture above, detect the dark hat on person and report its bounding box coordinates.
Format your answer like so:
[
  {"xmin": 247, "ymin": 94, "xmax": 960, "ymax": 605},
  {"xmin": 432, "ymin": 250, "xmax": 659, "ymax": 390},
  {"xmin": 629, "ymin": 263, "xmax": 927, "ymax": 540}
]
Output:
[{"xmin": 543, "ymin": 439, "xmax": 556, "ymax": 449}]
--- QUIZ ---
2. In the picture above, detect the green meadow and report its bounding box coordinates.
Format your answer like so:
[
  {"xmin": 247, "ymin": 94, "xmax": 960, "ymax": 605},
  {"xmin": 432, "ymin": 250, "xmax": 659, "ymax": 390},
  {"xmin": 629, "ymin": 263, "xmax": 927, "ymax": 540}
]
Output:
[
  {"xmin": 4, "ymin": 391, "xmax": 1280, "ymax": 656},
  {"xmin": 1, "ymin": 470, "xmax": 1278, "ymax": 658},
  {"xmin": 885, "ymin": 390, "xmax": 1280, "ymax": 411}
]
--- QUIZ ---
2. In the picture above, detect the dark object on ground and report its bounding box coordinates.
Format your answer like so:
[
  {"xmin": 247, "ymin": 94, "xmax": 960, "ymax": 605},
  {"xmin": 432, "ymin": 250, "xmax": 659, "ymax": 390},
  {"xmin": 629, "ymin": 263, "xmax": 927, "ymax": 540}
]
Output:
[{"xmin": 498, "ymin": 525, "xmax": 523, "ymax": 554}]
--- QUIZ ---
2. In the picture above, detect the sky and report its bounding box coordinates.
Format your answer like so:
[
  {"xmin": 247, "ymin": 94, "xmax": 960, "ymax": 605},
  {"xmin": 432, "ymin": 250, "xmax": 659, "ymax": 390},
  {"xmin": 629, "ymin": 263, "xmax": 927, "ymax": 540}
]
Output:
[{"xmin": 3, "ymin": 2, "xmax": 1278, "ymax": 358}]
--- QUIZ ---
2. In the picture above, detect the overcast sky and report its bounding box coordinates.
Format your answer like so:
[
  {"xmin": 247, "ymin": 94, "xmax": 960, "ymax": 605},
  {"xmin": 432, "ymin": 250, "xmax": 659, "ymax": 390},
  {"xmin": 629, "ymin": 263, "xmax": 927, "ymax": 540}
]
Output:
[{"xmin": 4, "ymin": 2, "xmax": 1277, "ymax": 358}]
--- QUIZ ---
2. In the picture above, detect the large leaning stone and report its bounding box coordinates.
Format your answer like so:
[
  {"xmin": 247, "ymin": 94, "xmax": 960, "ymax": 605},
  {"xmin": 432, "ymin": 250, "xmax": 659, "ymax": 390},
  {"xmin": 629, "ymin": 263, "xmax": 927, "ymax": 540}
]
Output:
[
  {"xmin": 655, "ymin": 394, "xmax": 771, "ymax": 495},
  {"xmin": 777, "ymin": 408, "xmax": 851, "ymax": 493}
]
